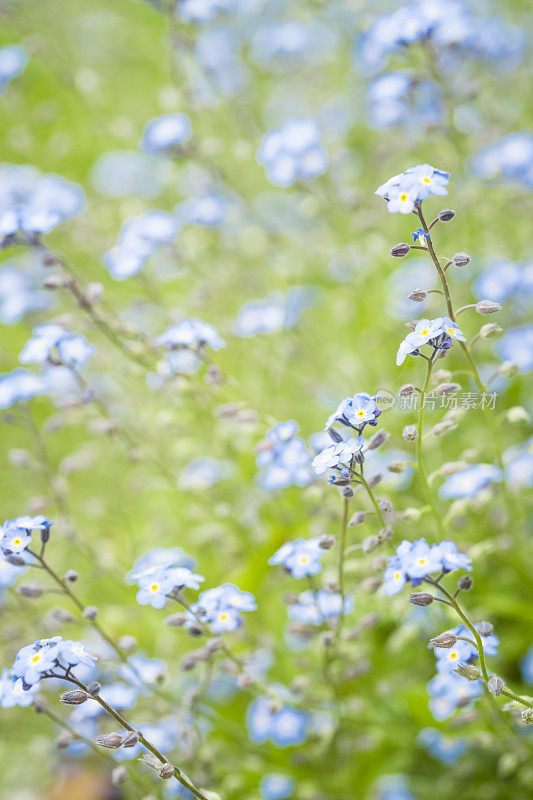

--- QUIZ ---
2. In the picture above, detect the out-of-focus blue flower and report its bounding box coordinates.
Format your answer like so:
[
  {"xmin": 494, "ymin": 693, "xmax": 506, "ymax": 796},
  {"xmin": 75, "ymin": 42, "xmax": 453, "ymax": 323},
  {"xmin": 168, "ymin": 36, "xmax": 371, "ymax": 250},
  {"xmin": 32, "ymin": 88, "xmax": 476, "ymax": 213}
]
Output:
[
  {"xmin": 256, "ymin": 421, "xmax": 313, "ymax": 491},
  {"xmin": 376, "ymin": 774, "xmax": 417, "ymax": 800},
  {"xmin": 383, "ymin": 538, "xmax": 471, "ymax": 597},
  {"xmin": 175, "ymin": 191, "xmax": 233, "ymax": 227},
  {"xmin": 0, "ymin": 45, "xmax": 28, "ymax": 93},
  {"xmin": 288, "ymin": 589, "xmax": 354, "ymax": 625},
  {"xmin": 156, "ymin": 318, "xmax": 226, "ymax": 353},
  {"xmin": 520, "ymin": 645, "xmax": 533, "ymax": 684},
  {"xmin": 126, "ymin": 547, "xmax": 196, "ymax": 584},
  {"xmin": 504, "ymin": 438, "xmax": 533, "ymax": 489},
  {"xmin": 496, "ymin": 324, "xmax": 533, "ymax": 372},
  {"xmin": 0, "ymin": 164, "xmax": 85, "ymax": 243},
  {"xmin": 260, "ymin": 773, "xmax": 295, "ymax": 800},
  {"xmin": 195, "ymin": 27, "xmax": 247, "ymax": 98},
  {"xmin": 99, "ymin": 681, "xmax": 139, "ymax": 710},
  {"xmin": 471, "ymin": 132, "xmax": 533, "ymax": 190},
  {"xmin": 141, "ymin": 113, "xmax": 192, "ymax": 155},
  {"xmin": 418, "ymin": 728, "xmax": 467, "ymax": 764},
  {"xmin": 19, "ymin": 323, "xmax": 95, "ymax": 371},
  {"xmin": 103, "ymin": 209, "xmax": 180, "ymax": 280},
  {"xmin": 0, "ymin": 368, "xmax": 44, "ymax": 409},
  {"xmin": 118, "ymin": 652, "xmax": 167, "ymax": 691},
  {"xmin": 90, "ymin": 151, "xmax": 165, "ymax": 198},
  {"xmin": 427, "ymin": 670, "xmax": 482, "ymax": 720},
  {"xmin": 0, "ymin": 669, "xmax": 40, "ymax": 708},
  {"xmin": 269, "ymin": 537, "xmax": 325, "ymax": 579},
  {"xmin": 178, "ymin": 457, "xmax": 225, "ymax": 490},
  {"xmin": 0, "ymin": 261, "xmax": 51, "ymax": 323},
  {"xmin": 185, "ymin": 583, "xmax": 256, "ymax": 633},
  {"xmin": 247, "ymin": 695, "xmax": 308, "ymax": 747},
  {"xmin": 439, "ymin": 464, "xmax": 502, "ymax": 499},
  {"xmin": 355, "ymin": 1, "xmax": 523, "ymax": 75},
  {"xmin": 367, "ymin": 72, "xmax": 442, "ymax": 130},
  {"xmin": 257, "ymin": 119, "xmax": 328, "ymax": 188},
  {"xmin": 233, "ymin": 287, "xmax": 314, "ymax": 337},
  {"xmin": 0, "ymin": 552, "xmax": 27, "ymax": 590},
  {"xmin": 251, "ymin": 21, "xmax": 334, "ymax": 70},
  {"xmin": 473, "ymin": 261, "xmax": 529, "ymax": 305}
]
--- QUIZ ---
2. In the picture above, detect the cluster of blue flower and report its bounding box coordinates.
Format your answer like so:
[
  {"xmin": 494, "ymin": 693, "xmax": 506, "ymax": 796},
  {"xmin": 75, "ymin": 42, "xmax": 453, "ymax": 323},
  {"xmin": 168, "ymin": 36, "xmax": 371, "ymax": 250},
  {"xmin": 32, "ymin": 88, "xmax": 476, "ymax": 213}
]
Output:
[
  {"xmin": 256, "ymin": 421, "xmax": 313, "ymax": 491},
  {"xmin": 382, "ymin": 538, "xmax": 471, "ymax": 596},
  {"xmin": 396, "ymin": 317, "xmax": 465, "ymax": 367},
  {"xmin": 247, "ymin": 695, "xmax": 308, "ymax": 748}
]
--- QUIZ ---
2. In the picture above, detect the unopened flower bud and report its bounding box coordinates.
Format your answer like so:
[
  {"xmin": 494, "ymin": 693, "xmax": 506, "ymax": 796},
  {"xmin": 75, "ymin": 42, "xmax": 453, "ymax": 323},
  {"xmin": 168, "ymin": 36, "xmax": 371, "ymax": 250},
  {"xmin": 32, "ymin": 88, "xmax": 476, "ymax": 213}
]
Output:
[
  {"xmin": 477, "ymin": 620, "xmax": 493, "ymax": 636},
  {"xmin": 506, "ymin": 406, "xmax": 530, "ymax": 424},
  {"xmin": 111, "ymin": 766, "xmax": 128, "ymax": 786},
  {"xmin": 85, "ymin": 282, "xmax": 104, "ymax": 304},
  {"xmin": 52, "ymin": 608, "xmax": 74, "ymax": 623},
  {"xmin": 429, "ymin": 632, "xmax": 457, "ymax": 649},
  {"xmin": 33, "ymin": 695, "xmax": 47, "ymax": 714},
  {"xmin": 18, "ymin": 584, "xmax": 43, "ymax": 598},
  {"xmin": 387, "ymin": 460, "xmax": 405, "ymax": 474},
  {"xmin": 64, "ymin": 569, "xmax": 78, "ymax": 583},
  {"xmin": 476, "ymin": 300, "xmax": 501, "ymax": 315},
  {"xmin": 402, "ymin": 425, "xmax": 418, "ymax": 442},
  {"xmin": 487, "ymin": 675, "xmax": 505, "ymax": 697},
  {"xmin": 436, "ymin": 382, "xmax": 461, "ymax": 396},
  {"xmin": 362, "ymin": 535, "xmax": 380, "ymax": 554},
  {"xmin": 367, "ymin": 430, "xmax": 389, "ymax": 450},
  {"xmin": 159, "ymin": 764, "xmax": 175, "ymax": 780},
  {"xmin": 455, "ymin": 664, "xmax": 481, "ymax": 680},
  {"xmin": 409, "ymin": 592, "xmax": 434, "ymax": 606},
  {"xmin": 82, "ymin": 605, "xmax": 98, "ymax": 620},
  {"xmin": 500, "ymin": 361, "xmax": 519, "ymax": 377},
  {"xmin": 122, "ymin": 731, "xmax": 139, "ymax": 748},
  {"xmin": 42, "ymin": 273, "xmax": 74, "ymax": 290},
  {"xmin": 60, "ymin": 690, "xmax": 88, "ymax": 705},
  {"xmin": 432, "ymin": 420, "xmax": 456, "ymax": 437},
  {"xmin": 408, "ymin": 288, "xmax": 427, "ymax": 302},
  {"xmin": 458, "ymin": 575, "xmax": 473, "ymax": 591},
  {"xmin": 8, "ymin": 448, "xmax": 32, "ymax": 467},
  {"xmin": 118, "ymin": 635, "xmax": 137, "ymax": 652},
  {"xmin": 390, "ymin": 242, "xmax": 411, "ymax": 257},
  {"xmin": 319, "ymin": 534, "xmax": 335, "ymax": 550},
  {"xmin": 349, "ymin": 511, "xmax": 365, "ymax": 526},
  {"xmin": 452, "ymin": 252, "xmax": 470, "ymax": 267},
  {"xmin": 438, "ymin": 209, "xmax": 456, "ymax": 222},
  {"xmin": 86, "ymin": 680, "xmax": 101, "ymax": 695},
  {"xmin": 237, "ymin": 673, "xmax": 253, "ymax": 689},
  {"xmin": 95, "ymin": 732, "xmax": 124, "ymax": 749},
  {"xmin": 56, "ymin": 731, "xmax": 74, "ymax": 749},
  {"xmin": 440, "ymin": 461, "xmax": 467, "ymax": 476},
  {"xmin": 521, "ymin": 709, "xmax": 533, "ymax": 725},
  {"xmin": 342, "ymin": 486, "xmax": 354, "ymax": 498},
  {"xmin": 164, "ymin": 612, "xmax": 187, "ymax": 627},
  {"xmin": 378, "ymin": 525, "xmax": 393, "ymax": 542},
  {"xmin": 205, "ymin": 638, "xmax": 222, "ymax": 653},
  {"xmin": 399, "ymin": 384, "xmax": 415, "ymax": 396},
  {"xmin": 480, "ymin": 323, "xmax": 502, "ymax": 339},
  {"xmin": 401, "ymin": 507, "xmax": 422, "ymax": 521}
]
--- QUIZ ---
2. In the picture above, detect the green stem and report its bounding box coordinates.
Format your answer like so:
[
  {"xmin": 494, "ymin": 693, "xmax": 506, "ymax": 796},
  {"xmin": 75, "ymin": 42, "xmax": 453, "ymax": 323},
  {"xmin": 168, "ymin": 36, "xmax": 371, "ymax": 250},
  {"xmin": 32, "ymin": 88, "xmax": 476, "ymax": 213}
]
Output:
[
  {"xmin": 358, "ymin": 468, "xmax": 386, "ymax": 528},
  {"xmin": 430, "ymin": 580, "xmax": 533, "ymax": 710},
  {"xmin": 67, "ymin": 676, "xmax": 212, "ymax": 800},
  {"xmin": 416, "ymin": 356, "xmax": 444, "ymax": 538}
]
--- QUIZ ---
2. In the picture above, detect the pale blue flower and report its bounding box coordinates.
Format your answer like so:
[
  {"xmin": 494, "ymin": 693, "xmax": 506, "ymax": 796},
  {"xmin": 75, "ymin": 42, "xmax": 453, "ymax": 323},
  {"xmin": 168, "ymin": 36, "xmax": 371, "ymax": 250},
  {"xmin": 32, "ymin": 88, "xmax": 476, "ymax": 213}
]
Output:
[
  {"xmin": 0, "ymin": 369, "xmax": 44, "ymax": 408},
  {"xmin": 260, "ymin": 773, "xmax": 294, "ymax": 800},
  {"xmin": 141, "ymin": 113, "xmax": 192, "ymax": 155},
  {"xmin": 439, "ymin": 464, "xmax": 502, "ymax": 499},
  {"xmin": 247, "ymin": 695, "xmax": 308, "ymax": 747},
  {"xmin": 156, "ymin": 318, "xmax": 226, "ymax": 351},
  {"xmin": 312, "ymin": 436, "xmax": 364, "ymax": 475},
  {"xmin": 0, "ymin": 669, "xmax": 40, "ymax": 708},
  {"xmin": 288, "ymin": 590, "xmax": 354, "ymax": 625},
  {"xmin": 496, "ymin": 325, "xmax": 533, "ymax": 372},
  {"xmin": 0, "ymin": 45, "xmax": 28, "ymax": 93},
  {"xmin": 269, "ymin": 537, "xmax": 325, "ymax": 579},
  {"xmin": 257, "ymin": 119, "xmax": 327, "ymax": 188},
  {"xmin": 418, "ymin": 727, "xmax": 467, "ymax": 765}
]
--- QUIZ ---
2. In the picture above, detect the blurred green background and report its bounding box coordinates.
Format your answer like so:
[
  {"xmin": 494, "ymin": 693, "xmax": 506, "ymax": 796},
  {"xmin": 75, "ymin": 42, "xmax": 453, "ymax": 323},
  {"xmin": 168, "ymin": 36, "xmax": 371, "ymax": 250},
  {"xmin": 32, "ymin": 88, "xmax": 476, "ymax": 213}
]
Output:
[{"xmin": 0, "ymin": 1, "xmax": 532, "ymax": 799}]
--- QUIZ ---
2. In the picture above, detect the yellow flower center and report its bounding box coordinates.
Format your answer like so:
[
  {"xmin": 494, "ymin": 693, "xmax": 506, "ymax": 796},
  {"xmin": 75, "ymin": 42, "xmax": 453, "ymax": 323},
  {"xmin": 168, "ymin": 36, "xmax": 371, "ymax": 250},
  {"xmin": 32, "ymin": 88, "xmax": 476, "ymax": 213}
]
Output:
[
  {"xmin": 31, "ymin": 654, "xmax": 41, "ymax": 663},
  {"xmin": 13, "ymin": 538, "xmax": 21, "ymax": 546},
  {"xmin": 422, "ymin": 177, "xmax": 432, "ymax": 184},
  {"xmin": 395, "ymin": 572, "xmax": 401, "ymax": 580},
  {"xmin": 400, "ymin": 193, "xmax": 408, "ymax": 202},
  {"xmin": 447, "ymin": 328, "xmax": 455, "ymax": 336},
  {"xmin": 151, "ymin": 584, "xmax": 159, "ymax": 592},
  {"xmin": 450, "ymin": 652, "xmax": 457, "ymax": 660},
  {"xmin": 220, "ymin": 613, "xmax": 227, "ymax": 621},
  {"xmin": 417, "ymin": 558, "xmax": 426, "ymax": 565},
  {"xmin": 421, "ymin": 329, "xmax": 430, "ymax": 336},
  {"xmin": 300, "ymin": 556, "xmax": 308, "ymax": 563}
]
